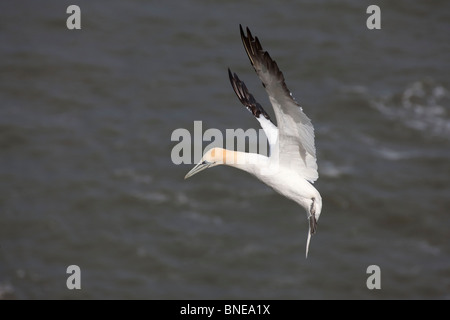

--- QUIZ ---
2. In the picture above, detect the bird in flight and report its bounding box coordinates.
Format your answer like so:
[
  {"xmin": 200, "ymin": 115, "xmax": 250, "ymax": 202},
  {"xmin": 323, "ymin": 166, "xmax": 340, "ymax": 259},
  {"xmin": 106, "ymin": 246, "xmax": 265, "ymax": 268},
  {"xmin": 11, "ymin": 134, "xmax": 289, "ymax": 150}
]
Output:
[{"xmin": 185, "ymin": 25, "xmax": 322, "ymax": 257}]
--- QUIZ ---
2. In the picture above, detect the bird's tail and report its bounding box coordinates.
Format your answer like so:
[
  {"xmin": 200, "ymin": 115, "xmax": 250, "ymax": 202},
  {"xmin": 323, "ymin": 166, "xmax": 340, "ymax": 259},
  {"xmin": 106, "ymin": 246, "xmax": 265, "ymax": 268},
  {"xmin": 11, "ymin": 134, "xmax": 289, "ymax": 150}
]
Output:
[
  {"xmin": 306, "ymin": 230, "xmax": 312, "ymax": 258},
  {"xmin": 305, "ymin": 214, "xmax": 317, "ymax": 258}
]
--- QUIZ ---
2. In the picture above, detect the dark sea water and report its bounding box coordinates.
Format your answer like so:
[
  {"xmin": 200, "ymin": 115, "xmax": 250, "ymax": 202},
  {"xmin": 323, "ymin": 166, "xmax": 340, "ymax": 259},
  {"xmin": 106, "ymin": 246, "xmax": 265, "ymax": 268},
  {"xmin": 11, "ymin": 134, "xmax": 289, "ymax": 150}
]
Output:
[{"xmin": 0, "ymin": 0, "xmax": 449, "ymax": 299}]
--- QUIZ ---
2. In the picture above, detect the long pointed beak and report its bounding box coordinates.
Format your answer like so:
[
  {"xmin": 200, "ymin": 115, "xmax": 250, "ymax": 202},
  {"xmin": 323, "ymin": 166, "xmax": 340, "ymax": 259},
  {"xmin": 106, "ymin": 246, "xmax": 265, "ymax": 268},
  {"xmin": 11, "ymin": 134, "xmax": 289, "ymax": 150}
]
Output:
[{"xmin": 184, "ymin": 161, "xmax": 211, "ymax": 179}]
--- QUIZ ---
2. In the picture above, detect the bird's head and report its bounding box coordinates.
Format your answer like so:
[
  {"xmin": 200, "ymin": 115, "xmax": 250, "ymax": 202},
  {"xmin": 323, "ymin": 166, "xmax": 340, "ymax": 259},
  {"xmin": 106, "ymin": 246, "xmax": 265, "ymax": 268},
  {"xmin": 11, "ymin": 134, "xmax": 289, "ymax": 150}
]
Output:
[{"xmin": 184, "ymin": 148, "xmax": 228, "ymax": 179}]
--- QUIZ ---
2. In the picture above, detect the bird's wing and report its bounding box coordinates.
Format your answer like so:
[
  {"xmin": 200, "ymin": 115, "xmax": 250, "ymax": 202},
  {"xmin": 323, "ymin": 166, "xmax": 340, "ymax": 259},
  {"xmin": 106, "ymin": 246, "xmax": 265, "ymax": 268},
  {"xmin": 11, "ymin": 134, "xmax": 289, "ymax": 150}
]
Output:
[
  {"xmin": 240, "ymin": 25, "xmax": 318, "ymax": 182},
  {"xmin": 228, "ymin": 68, "xmax": 278, "ymax": 147}
]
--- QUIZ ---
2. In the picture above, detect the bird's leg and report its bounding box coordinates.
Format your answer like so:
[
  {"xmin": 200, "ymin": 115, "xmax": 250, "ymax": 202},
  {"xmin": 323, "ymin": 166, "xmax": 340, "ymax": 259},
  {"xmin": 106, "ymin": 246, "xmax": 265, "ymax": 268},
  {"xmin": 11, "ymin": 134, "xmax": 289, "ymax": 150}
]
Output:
[
  {"xmin": 309, "ymin": 214, "xmax": 317, "ymax": 235},
  {"xmin": 308, "ymin": 198, "xmax": 317, "ymax": 235},
  {"xmin": 305, "ymin": 213, "xmax": 317, "ymax": 258}
]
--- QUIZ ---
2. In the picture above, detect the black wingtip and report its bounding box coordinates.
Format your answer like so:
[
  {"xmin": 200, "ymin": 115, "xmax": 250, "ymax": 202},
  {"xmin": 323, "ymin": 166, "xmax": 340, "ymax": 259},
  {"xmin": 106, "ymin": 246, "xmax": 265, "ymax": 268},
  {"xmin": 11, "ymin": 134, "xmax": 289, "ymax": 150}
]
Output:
[
  {"xmin": 239, "ymin": 24, "xmax": 245, "ymax": 42},
  {"xmin": 239, "ymin": 25, "xmax": 254, "ymax": 40},
  {"xmin": 227, "ymin": 68, "xmax": 272, "ymax": 121},
  {"xmin": 227, "ymin": 67, "xmax": 233, "ymax": 82}
]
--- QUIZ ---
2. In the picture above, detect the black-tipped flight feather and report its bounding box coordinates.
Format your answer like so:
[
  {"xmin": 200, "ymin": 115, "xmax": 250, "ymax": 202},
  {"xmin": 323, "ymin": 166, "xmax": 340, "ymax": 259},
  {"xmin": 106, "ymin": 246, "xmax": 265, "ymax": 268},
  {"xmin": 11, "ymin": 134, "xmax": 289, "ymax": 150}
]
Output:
[
  {"xmin": 238, "ymin": 25, "xmax": 318, "ymax": 182},
  {"xmin": 228, "ymin": 68, "xmax": 272, "ymax": 121}
]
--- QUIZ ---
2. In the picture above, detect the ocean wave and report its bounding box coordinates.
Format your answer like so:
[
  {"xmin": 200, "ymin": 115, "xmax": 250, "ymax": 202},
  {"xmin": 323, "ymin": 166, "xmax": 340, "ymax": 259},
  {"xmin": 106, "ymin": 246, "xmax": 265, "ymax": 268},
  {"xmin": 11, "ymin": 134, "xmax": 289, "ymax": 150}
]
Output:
[
  {"xmin": 132, "ymin": 191, "xmax": 169, "ymax": 203},
  {"xmin": 0, "ymin": 283, "xmax": 14, "ymax": 299},
  {"xmin": 320, "ymin": 160, "xmax": 353, "ymax": 178},
  {"xmin": 374, "ymin": 146, "xmax": 419, "ymax": 161},
  {"xmin": 371, "ymin": 79, "xmax": 450, "ymax": 137},
  {"xmin": 113, "ymin": 167, "xmax": 153, "ymax": 184}
]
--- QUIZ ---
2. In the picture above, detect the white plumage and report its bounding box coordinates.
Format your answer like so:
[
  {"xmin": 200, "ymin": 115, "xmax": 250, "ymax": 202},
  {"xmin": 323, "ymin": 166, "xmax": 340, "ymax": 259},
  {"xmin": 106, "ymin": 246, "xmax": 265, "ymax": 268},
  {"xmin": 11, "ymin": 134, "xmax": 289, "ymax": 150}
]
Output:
[{"xmin": 185, "ymin": 25, "xmax": 322, "ymax": 258}]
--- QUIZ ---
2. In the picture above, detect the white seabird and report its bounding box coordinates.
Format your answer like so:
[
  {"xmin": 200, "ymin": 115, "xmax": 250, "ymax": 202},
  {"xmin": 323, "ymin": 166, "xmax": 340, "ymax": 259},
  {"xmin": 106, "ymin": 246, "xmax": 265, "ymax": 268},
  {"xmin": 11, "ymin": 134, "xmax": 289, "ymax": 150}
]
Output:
[{"xmin": 185, "ymin": 25, "xmax": 322, "ymax": 258}]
